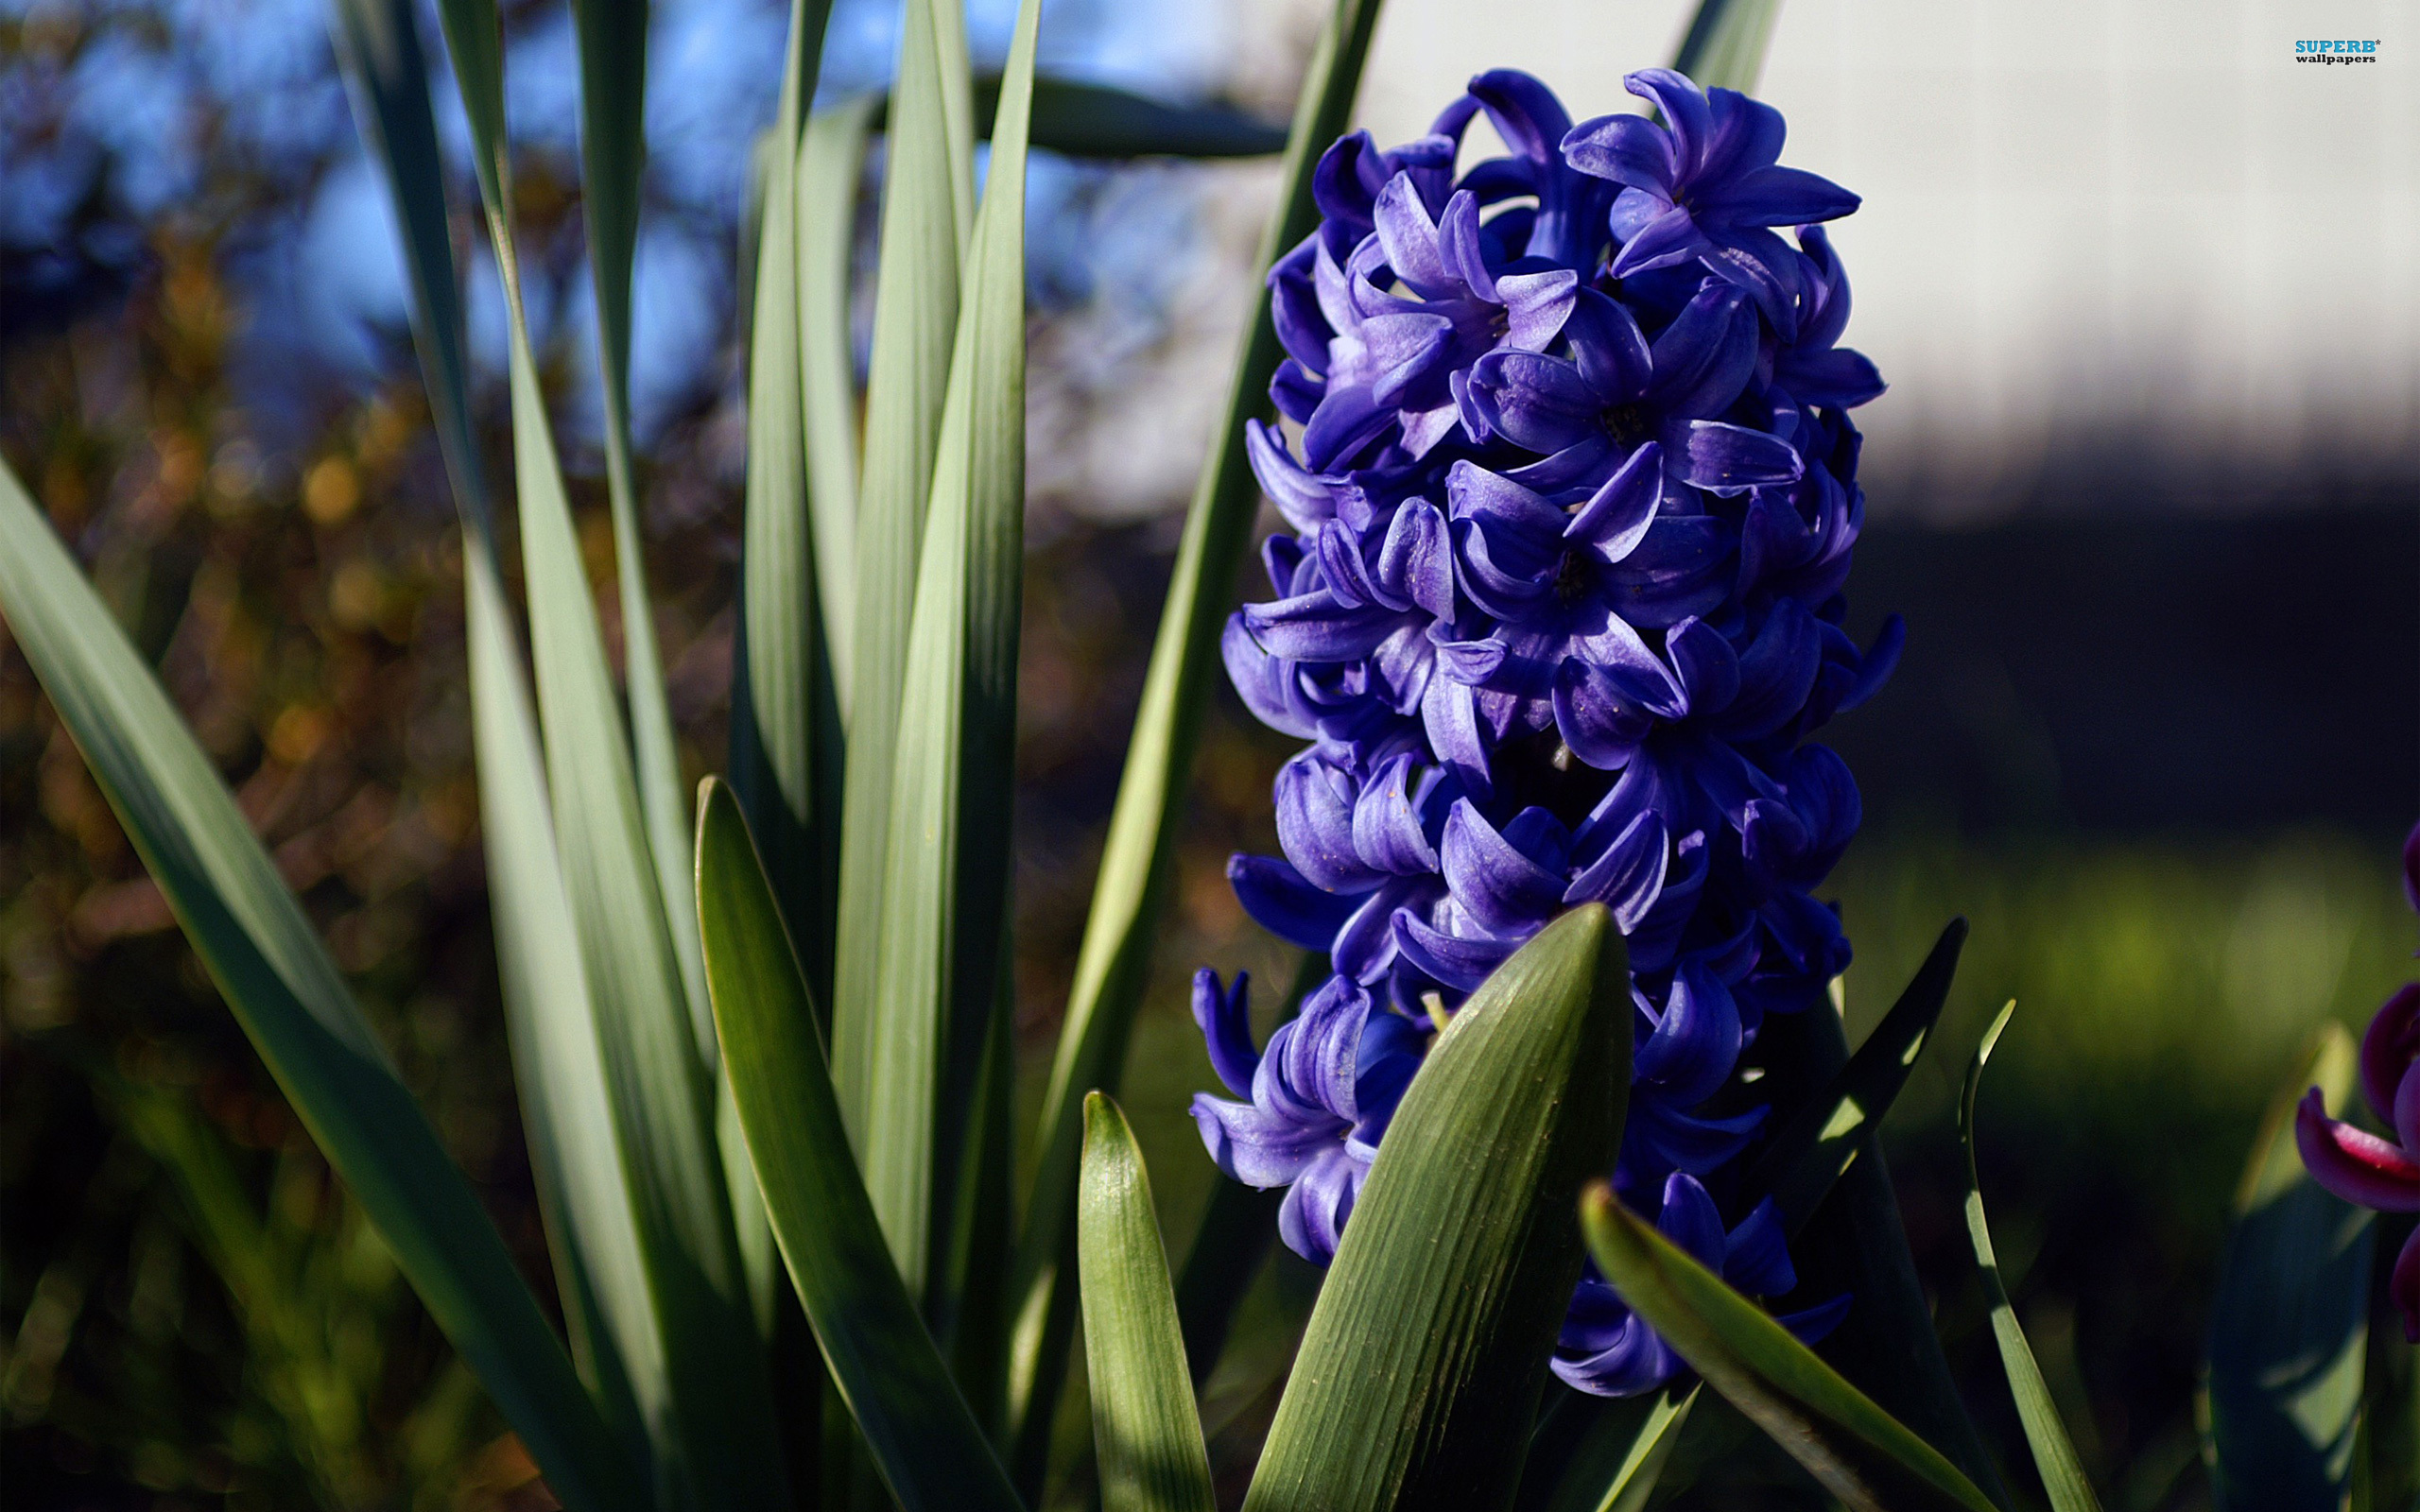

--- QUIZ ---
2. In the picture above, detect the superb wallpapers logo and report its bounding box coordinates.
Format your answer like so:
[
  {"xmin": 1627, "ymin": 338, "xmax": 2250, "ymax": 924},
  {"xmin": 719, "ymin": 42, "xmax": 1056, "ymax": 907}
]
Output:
[{"xmin": 2295, "ymin": 38, "xmax": 2380, "ymax": 64}]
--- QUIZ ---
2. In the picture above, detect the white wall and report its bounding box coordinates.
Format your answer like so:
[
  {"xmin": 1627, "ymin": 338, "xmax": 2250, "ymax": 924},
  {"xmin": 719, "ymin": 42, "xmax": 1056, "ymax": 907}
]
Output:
[{"xmin": 1354, "ymin": 0, "xmax": 2420, "ymax": 519}]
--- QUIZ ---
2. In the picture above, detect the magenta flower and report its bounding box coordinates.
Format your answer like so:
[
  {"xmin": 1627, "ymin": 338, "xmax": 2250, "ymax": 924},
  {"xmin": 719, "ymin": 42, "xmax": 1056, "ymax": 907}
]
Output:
[{"xmin": 2295, "ymin": 819, "xmax": 2420, "ymax": 1339}]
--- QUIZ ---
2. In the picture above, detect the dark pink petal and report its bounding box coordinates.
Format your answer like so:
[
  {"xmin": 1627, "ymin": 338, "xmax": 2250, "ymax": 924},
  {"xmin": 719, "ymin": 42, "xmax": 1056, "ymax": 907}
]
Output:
[
  {"xmin": 2361, "ymin": 983, "xmax": 2420, "ymax": 1126},
  {"xmin": 2297, "ymin": 1090, "xmax": 2420, "ymax": 1212}
]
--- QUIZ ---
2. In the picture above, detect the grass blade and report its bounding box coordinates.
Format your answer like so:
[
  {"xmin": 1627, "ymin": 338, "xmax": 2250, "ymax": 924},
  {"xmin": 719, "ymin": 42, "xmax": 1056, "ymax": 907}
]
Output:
[
  {"xmin": 0, "ymin": 461, "xmax": 641, "ymax": 1512},
  {"xmin": 1961, "ymin": 1005, "xmax": 2106, "ymax": 1512},
  {"xmin": 1671, "ymin": 0, "xmax": 1784, "ymax": 94},
  {"xmin": 694, "ymin": 778, "xmax": 1024, "ymax": 1512},
  {"xmin": 859, "ymin": 0, "xmax": 1040, "ymax": 1312},
  {"xmin": 1079, "ymin": 1093, "xmax": 1218, "ymax": 1512},
  {"xmin": 830, "ymin": 0, "xmax": 974, "ymax": 1170},
  {"xmin": 796, "ymin": 93, "xmax": 878, "ymax": 719},
  {"xmin": 327, "ymin": 0, "xmax": 657, "ymax": 1452},
  {"xmin": 430, "ymin": 0, "xmax": 789, "ymax": 1499},
  {"xmin": 1005, "ymin": 0, "xmax": 1388, "ymax": 1481},
  {"xmin": 1578, "ymin": 1185, "xmax": 1999, "ymax": 1512},
  {"xmin": 1241, "ymin": 905, "xmax": 1630, "ymax": 1512},
  {"xmin": 1744, "ymin": 918, "xmax": 1967, "ymax": 1234},
  {"xmin": 2204, "ymin": 1024, "xmax": 2372, "ymax": 1512}
]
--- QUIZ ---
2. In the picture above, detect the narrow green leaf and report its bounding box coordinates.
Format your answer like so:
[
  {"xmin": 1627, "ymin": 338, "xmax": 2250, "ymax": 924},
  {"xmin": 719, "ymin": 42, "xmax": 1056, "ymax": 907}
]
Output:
[
  {"xmin": 1578, "ymin": 1184, "xmax": 1999, "ymax": 1512},
  {"xmin": 565, "ymin": 0, "xmax": 713, "ymax": 1068},
  {"xmin": 0, "ymin": 461, "xmax": 641, "ymax": 1512},
  {"xmin": 1961, "ymin": 1004, "xmax": 2106, "ymax": 1512},
  {"xmin": 856, "ymin": 0, "xmax": 1038, "ymax": 1306},
  {"xmin": 429, "ymin": 0, "xmax": 788, "ymax": 1499},
  {"xmin": 1242, "ymin": 905, "xmax": 1630, "ymax": 1512},
  {"xmin": 879, "ymin": 74, "xmax": 1288, "ymax": 158},
  {"xmin": 1079, "ymin": 1093, "xmax": 1218, "ymax": 1512},
  {"xmin": 694, "ymin": 778, "xmax": 1025, "ymax": 1512},
  {"xmin": 795, "ymin": 93, "xmax": 878, "ymax": 717},
  {"xmin": 1755, "ymin": 977, "xmax": 2014, "ymax": 1507},
  {"xmin": 2354, "ymin": 1213, "xmax": 2420, "ymax": 1512},
  {"xmin": 327, "ymin": 0, "xmax": 656, "ymax": 1451},
  {"xmin": 731, "ymin": 0, "xmax": 840, "ymax": 1010},
  {"xmin": 1672, "ymin": 0, "xmax": 1785, "ymax": 94},
  {"xmin": 1005, "ymin": 0, "xmax": 1388, "ymax": 1483},
  {"xmin": 1745, "ymin": 918, "xmax": 1967, "ymax": 1234},
  {"xmin": 1528, "ymin": 1387, "xmax": 1699, "ymax": 1512},
  {"xmin": 830, "ymin": 0, "xmax": 975, "ymax": 1169},
  {"xmin": 2204, "ymin": 1024, "xmax": 2372, "ymax": 1512}
]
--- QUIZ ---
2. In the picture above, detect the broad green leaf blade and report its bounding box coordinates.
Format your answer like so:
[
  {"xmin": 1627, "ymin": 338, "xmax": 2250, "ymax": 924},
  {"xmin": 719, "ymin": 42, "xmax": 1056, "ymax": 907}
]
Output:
[
  {"xmin": 1579, "ymin": 1185, "xmax": 1998, "ymax": 1512},
  {"xmin": 0, "ymin": 462, "xmax": 642, "ymax": 1512},
  {"xmin": 1961, "ymin": 1005, "xmax": 2106, "ymax": 1512},
  {"xmin": 1242, "ymin": 905, "xmax": 1630, "ymax": 1512},
  {"xmin": 2205, "ymin": 1024, "xmax": 2372, "ymax": 1512},
  {"xmin": 430, "ymin": 0, "xmax": 789, "ymax": 1499},
  {"xmin": 831, "ymin": 0, "xmax": 975, "ymax": 1167},
  {"xmin": 1006, "ymin": 0, "xmax": 1387, "ymax": 1482},
  {"xmin": 796, "ymin": 93, "xmax": 878, "ymax": 718},
  {"xmin": 694, "ymin": 779, "xmax": 1025, "ymax": 1512},
  {"xmin": 1079, "ymin": 1093, "xmax": 1218, "ymax": 1512},
  {"xmin": 1744, "ymin": 918, "xmax": 1967, "ymax": 1234},
  {"xmin": 1672, "ymin": 0, "xmax": 1784, "ymax": 94},
  {"xmin": 858, "ymin": 0, "xmax": 1040, "ymax": 1312},
  {"xmin": 326, "ymin": 0, "xmax": 655, "ymax": 1450}
]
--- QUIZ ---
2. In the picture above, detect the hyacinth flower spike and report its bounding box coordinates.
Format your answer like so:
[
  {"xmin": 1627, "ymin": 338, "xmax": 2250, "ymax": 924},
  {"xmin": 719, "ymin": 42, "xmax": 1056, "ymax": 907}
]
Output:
[
  {"xmin": 1191, "ymin": 66, "xmax": 1893, "ymax": 1399},
  {"xmin": 2297, "ymin": 820, "xmax": 2420, "ymax": 1338}
]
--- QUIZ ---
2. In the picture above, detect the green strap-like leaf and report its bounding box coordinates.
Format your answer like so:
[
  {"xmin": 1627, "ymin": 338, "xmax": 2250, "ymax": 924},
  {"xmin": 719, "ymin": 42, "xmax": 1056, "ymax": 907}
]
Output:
[
  {"xmin": 1578, "ymin": 1185, "xmax": 1999, "ymax": 1512},
  {"xmin": 1005, "ymin": 0, "xmax": 1387, "ymax": 1482},
  {"xmin": 0, "ymin": 461, "xmax": 642, "ymax": 1512},
  {"xmin": 2354, "ymin": 1213, "xmax": 2420, "ymax": 1512},
  {"xmin": 855, "ymin": 0, "xmax": 1039, "ymax": 1308},
  {"xmin": 429, "ymin": 0, "xmax": 789, "ymax": 1500},
  {"xmin": 566, "ymin": 0, "xmax": 712, "ymax": 1066},
  {"xmin": 1745, "ymin": 918, "xmax": 1967, "ymax": 1234},
  {"xmin": 326, "ymin": 0, "xmax": 656, "ymax": 1453},
  {"xmin": 1961, "ymin": 1005, "xmax": 2106, "ymax": 1512},
  {"xmin": 694, "ymin": 779, "xmax": 1025, "ymax": 1512},
  {"xmin": 1672, "ymin": 0, "xmax": 1784, "ymax": 93},
  {"xmin": 830, "ymin": 0, "xmax": 974, "ymax": 1177},
  {"xmin": 2204, "ymin": 1024, "xmax": 2372, "ymax": 1512},
  {"xmin": 1242, "ymin": 905, "xmax": 1630, "ymax": 1512},
  {"xmin": 796, "ymin": 93, "xmax": 877, "ymax": 719},
  {"xmin": 1079, "ymin": 1093, "xmax": 1218, "ymax": 1512},
  {"xmin": 732, "ymin": 0, "xmax": 840, "ymax": 1006}
]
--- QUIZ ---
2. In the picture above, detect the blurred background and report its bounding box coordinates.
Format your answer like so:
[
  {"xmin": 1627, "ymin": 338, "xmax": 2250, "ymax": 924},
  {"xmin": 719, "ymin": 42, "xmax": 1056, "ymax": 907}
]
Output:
[{"xmin": 2, "ymin": 0, "xmax": 2414, "ymax": 1506}]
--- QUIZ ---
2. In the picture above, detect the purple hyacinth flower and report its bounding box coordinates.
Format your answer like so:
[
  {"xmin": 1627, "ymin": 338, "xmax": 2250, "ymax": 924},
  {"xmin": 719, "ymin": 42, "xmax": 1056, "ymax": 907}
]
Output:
[
  {"xmin": 1191, "ymin": 971, "xmax": 1431, "ymax": 1263},
  {"xmin": 1194, "ymin": 65, "xmax": 1892, "ymax": 1399},
  {"xmin": 1563, "ymin": 68, "xmax": 1858, "ymax": 335},
  {"xmin": 1555, "ymin": 1172, "xmax": 1848, "ymax": 1394}
]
